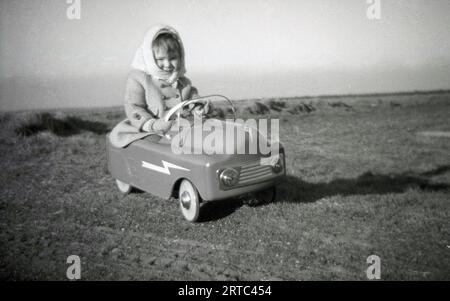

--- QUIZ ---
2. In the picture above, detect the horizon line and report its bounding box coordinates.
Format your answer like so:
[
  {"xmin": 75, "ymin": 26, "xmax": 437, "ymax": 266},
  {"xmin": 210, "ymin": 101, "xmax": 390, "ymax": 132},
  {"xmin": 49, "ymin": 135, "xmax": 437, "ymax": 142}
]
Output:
[{"xmin": 2, "ymin": 88, "xmax": 449, "ymax": 114}]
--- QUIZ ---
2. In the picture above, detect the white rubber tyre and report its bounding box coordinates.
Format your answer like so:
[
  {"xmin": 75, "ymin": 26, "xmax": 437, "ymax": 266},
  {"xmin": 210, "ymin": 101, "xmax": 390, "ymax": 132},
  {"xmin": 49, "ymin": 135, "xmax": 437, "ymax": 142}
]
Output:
[
  {"xmin": 179, "ymin": 179, "xmax": 200, "ymax": 222},
  {"xmin": 116, "ymin": 179, "xmax": 132, "ymax": 194}
]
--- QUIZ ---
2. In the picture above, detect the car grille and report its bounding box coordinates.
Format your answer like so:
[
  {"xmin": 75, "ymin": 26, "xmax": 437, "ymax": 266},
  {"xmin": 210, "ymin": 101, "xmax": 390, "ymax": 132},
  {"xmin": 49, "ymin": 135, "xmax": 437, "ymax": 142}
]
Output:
[{"xmin": 238, "ymin": 162, "xmax": 274, "ymax": 185}]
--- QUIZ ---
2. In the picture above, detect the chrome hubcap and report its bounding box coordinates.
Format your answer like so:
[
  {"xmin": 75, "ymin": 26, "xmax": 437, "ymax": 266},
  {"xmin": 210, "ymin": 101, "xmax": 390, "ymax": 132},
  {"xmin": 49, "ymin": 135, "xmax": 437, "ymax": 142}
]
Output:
[{"xmin": 180, "ymin": 191, "xmax": 191, "ymax": 209}]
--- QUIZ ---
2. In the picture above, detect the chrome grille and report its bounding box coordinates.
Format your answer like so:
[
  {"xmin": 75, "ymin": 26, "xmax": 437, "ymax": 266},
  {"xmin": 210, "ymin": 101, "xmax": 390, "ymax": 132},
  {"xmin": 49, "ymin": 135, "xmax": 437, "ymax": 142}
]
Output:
[{"xmin": 238, "ymin": 162, "xmax": 274, "ymax": 185}]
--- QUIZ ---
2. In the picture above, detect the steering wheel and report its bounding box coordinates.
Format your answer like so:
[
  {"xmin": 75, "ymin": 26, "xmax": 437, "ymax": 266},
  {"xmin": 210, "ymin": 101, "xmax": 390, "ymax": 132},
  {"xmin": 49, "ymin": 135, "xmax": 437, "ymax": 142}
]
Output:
[
  {"xmin": 163, "ymin": 95, "xmax": 237, "ymax": 122},
  {"xmin": 163, "ymin": 98, "xmax": 204, "ymax": 122}
]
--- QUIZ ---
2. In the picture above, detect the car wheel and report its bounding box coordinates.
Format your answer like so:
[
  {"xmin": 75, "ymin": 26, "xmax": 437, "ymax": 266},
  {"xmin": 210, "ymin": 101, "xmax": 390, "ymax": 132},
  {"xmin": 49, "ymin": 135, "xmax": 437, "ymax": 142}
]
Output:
[
  {"xmin": 245, "ymin": 186, "xmax": 276, "ymax": 206},
  {"xmin": 116, "ymin": 179, "xmax": 132, "ymax": 194},
  {"xmin": 179, "ymin": 179, "xmax": 200, "ymax": 222}
]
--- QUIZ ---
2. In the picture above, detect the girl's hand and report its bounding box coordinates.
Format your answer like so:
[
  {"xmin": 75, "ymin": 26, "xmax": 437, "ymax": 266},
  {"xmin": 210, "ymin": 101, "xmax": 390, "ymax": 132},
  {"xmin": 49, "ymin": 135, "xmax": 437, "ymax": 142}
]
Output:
[
  {"xmin": 152, "ymin": 119, "xmax": 173, "ymax": 134},
  {"xmin": 192, "ymin": 100, "xmax": 210, "ymax": 117},
  {"xmin": 143, "ymin": 119, "xmax": 173, "ymax": 134}
]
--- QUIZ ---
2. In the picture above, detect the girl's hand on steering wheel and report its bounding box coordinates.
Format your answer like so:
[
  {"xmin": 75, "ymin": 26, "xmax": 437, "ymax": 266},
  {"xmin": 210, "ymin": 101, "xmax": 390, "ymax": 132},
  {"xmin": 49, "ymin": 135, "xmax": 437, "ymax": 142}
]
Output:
[
  {"xmin": 192, "ymin": 100, "xmax": 210, "ymax": 117},
  {"xmin": 151, "ymin": 119, "xmax": 173, "ymax": 134}
]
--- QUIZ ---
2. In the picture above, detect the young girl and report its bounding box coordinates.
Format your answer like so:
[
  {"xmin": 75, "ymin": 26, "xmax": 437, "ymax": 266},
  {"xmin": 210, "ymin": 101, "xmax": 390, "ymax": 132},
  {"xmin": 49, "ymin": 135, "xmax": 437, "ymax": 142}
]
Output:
[{"xmin": 109, "ymin": 24, "xmax": 206, "ymax": 148}]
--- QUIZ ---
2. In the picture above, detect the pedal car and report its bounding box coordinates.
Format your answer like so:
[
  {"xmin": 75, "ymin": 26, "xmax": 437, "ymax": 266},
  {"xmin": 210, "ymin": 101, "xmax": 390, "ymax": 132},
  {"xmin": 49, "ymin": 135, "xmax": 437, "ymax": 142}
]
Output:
[{"xmin": 107, "ymin": 96, "xmax": 285, "ymax": 222}]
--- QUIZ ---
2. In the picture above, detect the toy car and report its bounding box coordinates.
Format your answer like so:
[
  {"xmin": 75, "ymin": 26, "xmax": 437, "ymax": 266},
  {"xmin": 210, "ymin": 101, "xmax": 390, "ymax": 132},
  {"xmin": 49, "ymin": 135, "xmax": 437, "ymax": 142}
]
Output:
[{"xmin": 106, "ymin": 96, "xmax": 285, "ymax": 222}]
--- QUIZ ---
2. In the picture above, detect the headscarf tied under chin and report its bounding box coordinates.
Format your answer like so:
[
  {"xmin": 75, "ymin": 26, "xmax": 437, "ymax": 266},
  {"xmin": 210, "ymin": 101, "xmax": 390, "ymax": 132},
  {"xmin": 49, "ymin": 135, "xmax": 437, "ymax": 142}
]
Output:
[{"xmin": 131, "ymin": 24, "xmax": 186, "ymax": 86}]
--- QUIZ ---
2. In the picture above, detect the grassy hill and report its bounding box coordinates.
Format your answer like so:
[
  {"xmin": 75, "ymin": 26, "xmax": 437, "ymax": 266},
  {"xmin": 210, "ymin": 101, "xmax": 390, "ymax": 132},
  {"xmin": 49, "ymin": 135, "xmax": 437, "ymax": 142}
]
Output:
[{"xmin": 0, "ymin": 91, "xmax": 449, "ymax": 280}]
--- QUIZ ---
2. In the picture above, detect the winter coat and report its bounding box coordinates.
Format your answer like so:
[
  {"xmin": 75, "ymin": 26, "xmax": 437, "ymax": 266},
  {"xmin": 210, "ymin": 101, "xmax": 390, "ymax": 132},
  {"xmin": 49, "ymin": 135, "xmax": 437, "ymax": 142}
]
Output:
[
  {"xmin": 109, "ymin": 70, "xmax": 198, "ymax": 147},
  {"xmin": 109, "ymin": 24, "xmax": 197, "ymax": 148}
]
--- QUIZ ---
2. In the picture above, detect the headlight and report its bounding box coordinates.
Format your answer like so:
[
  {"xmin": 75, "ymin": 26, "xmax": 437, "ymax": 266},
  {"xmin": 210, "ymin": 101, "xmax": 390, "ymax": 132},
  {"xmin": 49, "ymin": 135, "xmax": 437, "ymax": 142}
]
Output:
[
  {"xmin": 272, "ymin": 153, "xmax": 284, "ymax": 173},
  {"xmin": 220, "ymin": 168, "xmax": 239, "ymax": 187}
]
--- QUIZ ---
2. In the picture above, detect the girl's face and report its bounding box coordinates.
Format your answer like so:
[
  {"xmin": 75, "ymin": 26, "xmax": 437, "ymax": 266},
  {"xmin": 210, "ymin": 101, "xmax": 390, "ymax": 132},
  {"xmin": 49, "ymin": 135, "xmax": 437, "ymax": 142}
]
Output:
[{"xmin": 153, "ymin": 48, "xmax": 180, "ymax": 73}]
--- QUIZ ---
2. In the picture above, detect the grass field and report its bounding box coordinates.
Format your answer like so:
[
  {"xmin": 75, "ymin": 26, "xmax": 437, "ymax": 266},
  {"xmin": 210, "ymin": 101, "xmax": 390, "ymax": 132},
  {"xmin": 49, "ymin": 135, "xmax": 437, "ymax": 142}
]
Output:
[{"xmin": 0, "ymin": 92, "xmax": 449, "ymax": 280}]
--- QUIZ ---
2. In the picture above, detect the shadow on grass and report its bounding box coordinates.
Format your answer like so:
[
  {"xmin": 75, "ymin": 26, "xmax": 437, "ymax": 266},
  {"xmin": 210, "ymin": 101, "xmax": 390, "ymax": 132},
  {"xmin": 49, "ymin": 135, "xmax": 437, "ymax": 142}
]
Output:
[
  {"xmin": 277, "ymin": 165, "xmax": 450, "ymax": 204},
  {"xmin": 15, "ymin": 112, "xmax": 109, "ymax": 137},
  {"xmin": 196, "ymin": 165, "xmax": 450, "ymax": 222},
  {"xmin": 198, "ymin": 198, "xmax": 244, "ymax": 222}
]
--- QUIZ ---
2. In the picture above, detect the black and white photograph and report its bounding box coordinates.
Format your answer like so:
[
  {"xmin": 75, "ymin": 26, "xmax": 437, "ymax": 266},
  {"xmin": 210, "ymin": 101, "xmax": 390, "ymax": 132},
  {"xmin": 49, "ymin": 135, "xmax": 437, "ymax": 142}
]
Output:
[{"xmin": 0, "ymin": 0, "xmax": 449, "ymax": 285}]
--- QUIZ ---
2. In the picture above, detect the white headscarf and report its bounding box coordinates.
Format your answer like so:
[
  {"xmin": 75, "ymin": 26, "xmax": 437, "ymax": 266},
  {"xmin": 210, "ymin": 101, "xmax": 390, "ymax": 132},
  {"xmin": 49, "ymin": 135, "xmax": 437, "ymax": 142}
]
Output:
[{"xmin": 131, "ymin": 24, "xmax": 186, "ymax": 85}]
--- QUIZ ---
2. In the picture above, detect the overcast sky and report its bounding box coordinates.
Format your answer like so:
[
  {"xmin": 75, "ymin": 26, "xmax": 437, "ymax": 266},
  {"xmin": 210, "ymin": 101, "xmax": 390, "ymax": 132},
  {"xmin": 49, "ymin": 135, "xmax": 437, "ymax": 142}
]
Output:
[{"xmin": 1, "ymin": 0, "xmax": 450, "ymax": 110}]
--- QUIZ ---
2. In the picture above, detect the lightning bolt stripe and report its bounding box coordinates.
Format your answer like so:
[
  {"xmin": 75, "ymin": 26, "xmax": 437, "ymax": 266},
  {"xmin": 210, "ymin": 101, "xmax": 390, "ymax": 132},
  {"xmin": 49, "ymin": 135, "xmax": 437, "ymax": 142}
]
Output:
[{"xmin": 142, "ymin": 160, "xmax": 190, "ymax": 175}]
